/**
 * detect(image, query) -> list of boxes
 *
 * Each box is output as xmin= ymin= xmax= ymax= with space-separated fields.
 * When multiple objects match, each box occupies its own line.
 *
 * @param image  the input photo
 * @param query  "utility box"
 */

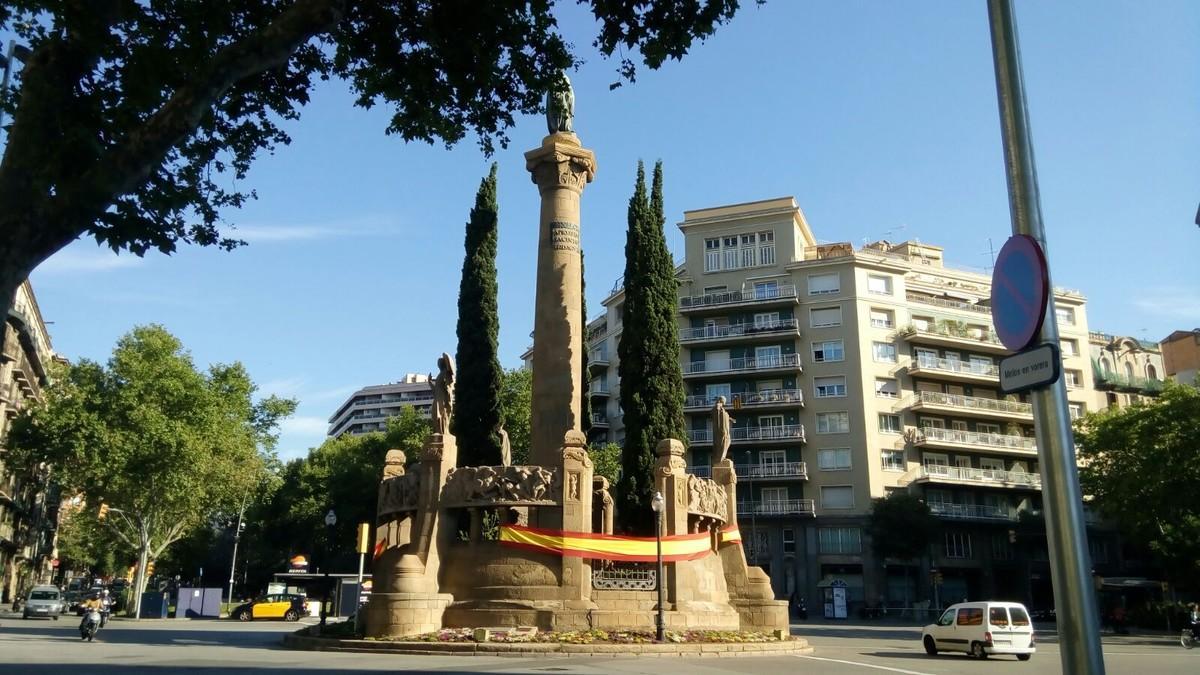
xmin=175 ymin=587 xmax=222 ymax=618
xmin=140 ymin=592 xmax=169 ymax=619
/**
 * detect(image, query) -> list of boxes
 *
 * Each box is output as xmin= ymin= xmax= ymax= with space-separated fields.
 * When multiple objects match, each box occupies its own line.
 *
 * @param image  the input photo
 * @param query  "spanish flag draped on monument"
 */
xmin=499 ymin=524 xmax=742 ymax=562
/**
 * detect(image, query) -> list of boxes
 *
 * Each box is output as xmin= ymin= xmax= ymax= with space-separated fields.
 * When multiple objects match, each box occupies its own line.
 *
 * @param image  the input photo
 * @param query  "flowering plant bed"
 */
xmin=374 ymin=628 xmax=785 ymax=644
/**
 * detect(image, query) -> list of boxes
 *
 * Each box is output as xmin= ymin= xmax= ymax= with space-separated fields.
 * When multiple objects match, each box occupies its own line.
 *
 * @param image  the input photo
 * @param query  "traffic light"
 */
xmin=1008 ymin=529 xmax=1017 ymax=544
xmin=98 ymin=503 xmax=110 ymax=521
xmin=146 ymin=560 xmax=155 ymax=576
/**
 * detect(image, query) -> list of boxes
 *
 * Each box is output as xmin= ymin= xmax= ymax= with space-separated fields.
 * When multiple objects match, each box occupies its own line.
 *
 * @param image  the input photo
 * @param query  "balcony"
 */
xmin=679 ymin=319 xmax=801 ymax=345
xmin=901 ymin=391 xmax=1033 ymax=422
xmin=588 ymin=349 xmax=610 ymax=367
xmin=737 ymin=499 xmax=816 ymax=517
xmin=906 ymin=426 xmax=1036 ymax=456
xmin=929 ymin=502 xmax=1019 ymax=522
xmin=906 ymin=293 xmax=992 ymax=316
xmin=589 ymin=384 xmax=611 ymax=397
xmin=898 ymin=323 xmax=1008 ymax=355
xmin=682 ymin=353 xmax=802 ymax=378
xmin=689 ymin=461 xmax=808 ymax=481
xmin=591 ymin=414 xmax=610 ymax=428
xmin=1092 ymin=362 xmax=1164 ymax=396
xmin=908 ymin=354 xmax=1000 ymax=384
xmin=687 ymin=424 xmax=806 ymax=446
xmin=684 ymin=388 xmax=805 ymax=411
xmin=679 ymin=284 xmax=799 ymax=313
xmin=905 ymin=465 xmax=1041 ymax=490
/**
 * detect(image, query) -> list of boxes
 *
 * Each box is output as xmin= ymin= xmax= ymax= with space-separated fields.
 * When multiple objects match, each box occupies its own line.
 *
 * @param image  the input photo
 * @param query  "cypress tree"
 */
xmin=452 ymin=164 xmax=504 ymax=466
xmin=616 ymin=161 xmax=686 ymax=533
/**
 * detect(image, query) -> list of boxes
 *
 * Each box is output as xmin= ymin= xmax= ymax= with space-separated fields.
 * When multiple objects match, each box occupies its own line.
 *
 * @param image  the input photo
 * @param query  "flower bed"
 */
xmin=378 ymin=628 xmax=783 ymax=644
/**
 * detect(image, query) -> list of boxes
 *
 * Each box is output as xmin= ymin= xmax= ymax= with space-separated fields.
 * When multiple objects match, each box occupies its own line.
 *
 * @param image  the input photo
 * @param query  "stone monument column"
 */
xmin=524 ymin=133 xmax=596 ymax=466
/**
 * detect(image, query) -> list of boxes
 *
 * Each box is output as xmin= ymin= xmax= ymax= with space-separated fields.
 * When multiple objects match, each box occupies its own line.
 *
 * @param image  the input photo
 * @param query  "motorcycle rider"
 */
xmin=1189 ymin=602 xmax=1200 ymax=640
xmin=79 ymin=593 xmax=104 ymax=633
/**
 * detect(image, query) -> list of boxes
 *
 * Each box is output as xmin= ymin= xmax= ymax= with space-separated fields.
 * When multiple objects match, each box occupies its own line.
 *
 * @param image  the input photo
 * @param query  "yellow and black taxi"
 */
xmin=229 ymin=594 xmax=306 ymax=622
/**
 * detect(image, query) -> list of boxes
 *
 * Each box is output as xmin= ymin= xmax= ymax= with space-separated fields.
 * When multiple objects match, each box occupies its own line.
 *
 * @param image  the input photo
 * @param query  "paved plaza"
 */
xmin=1 ymin=612 xmax=1194 ymax=674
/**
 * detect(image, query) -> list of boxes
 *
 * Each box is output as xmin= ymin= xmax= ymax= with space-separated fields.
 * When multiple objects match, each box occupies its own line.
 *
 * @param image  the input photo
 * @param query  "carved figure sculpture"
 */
xmin=545 ymin=71 xmax=574 ymax=134
xmin=382 ymin=449 xmax=407 ymax=478
xmin=431 ymin=352 xmax=456 ymax=436
xmin=499 ymin=428 xmax=512 ymax=467
xmin=712 ymin=396 xmax=732 ymax=464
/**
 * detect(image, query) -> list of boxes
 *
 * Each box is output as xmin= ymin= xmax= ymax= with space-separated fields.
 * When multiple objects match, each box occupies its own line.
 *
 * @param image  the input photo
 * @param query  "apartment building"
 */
xmin=1088 ymin=332 xmax=1166 ymax=409
xmin=327 ymin=374 xmax=434 ymax=438
xmin=1160 ymin=329 xmax=1200 ymax=386
xmin=0 ymin=281 xmax=60 ymax=602
xmin=586 ymin=196 xmax=1143 ymax=616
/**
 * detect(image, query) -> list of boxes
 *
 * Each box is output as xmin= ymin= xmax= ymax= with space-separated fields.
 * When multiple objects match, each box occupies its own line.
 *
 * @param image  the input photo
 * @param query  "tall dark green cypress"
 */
xmin=616 ymin=161 xmax=686 ymax=533
xmin=452 ymin=164 xmax=503 ymax=466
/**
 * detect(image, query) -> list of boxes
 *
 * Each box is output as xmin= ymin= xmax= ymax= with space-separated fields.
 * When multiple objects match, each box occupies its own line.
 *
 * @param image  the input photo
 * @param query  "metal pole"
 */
xmin=353 ymin=549 xmax=365 ymax=635
xmin=746 ymin=450 xmax=758 ymax=562
xmin=319 ymin=533 xmax=330 ymax=631
xmin=655 ymin=508 xmax=665 ymax=642
xmin=227 ymin=499 xmax=246 ymax=607
xmin=0 ymin=40 xmax=16 ymax=133
xmin=986 ymin=2 xmax=1105 ymax=672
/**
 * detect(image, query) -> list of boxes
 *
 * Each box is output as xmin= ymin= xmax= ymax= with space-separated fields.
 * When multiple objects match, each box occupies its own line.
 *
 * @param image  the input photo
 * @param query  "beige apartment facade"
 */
xmin=586 ymin=196 xmax=1146 ymax=616
xmin=1159 ymin=329 xmax=1200 ymax=386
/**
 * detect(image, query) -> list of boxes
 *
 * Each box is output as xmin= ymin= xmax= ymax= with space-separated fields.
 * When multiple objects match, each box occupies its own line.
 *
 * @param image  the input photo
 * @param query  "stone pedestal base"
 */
xmin=730 ymin=598 xmax=790 ymax=632
xmin=365 ymin=592 xmax=454 ymax=638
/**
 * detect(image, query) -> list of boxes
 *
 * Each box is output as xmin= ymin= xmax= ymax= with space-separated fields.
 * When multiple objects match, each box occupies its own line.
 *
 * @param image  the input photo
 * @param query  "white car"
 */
xmin=922 ymin=601 xmax=1035 ymax=660
xmin=22 ymin=586 xmax=63 ymax=620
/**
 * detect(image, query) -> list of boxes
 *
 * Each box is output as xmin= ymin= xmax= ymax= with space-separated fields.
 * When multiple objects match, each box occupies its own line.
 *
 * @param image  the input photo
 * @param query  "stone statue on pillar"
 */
xmin=712 ymin=396 xmax=732 ymax=464
xmin=499 ymin=428 xmax=512 ymax=467
xmin=430 ymin=352 xmax=455 ymax=436
xmin=545 ymin=71 xmax=574 ymax=134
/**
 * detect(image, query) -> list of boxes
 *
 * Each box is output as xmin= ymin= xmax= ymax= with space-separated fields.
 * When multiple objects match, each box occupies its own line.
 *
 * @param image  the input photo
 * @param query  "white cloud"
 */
xmin=258 ymin=376 xmax=308 ymax=398
xmin=231 ymin=216 xmax=399 ymax=244
xmin=37 ymin=249 xmax=143 ymax=275
xmin=1134 ymin=287 xmax=1200 ymax=321
xmin=280 ymin=415 xmax=330 ymax=436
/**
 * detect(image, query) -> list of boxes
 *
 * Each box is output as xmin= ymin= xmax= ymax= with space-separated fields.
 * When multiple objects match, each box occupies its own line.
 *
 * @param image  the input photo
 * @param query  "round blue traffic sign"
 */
xmin=990 ymin=234 xmax=1049 ymax=351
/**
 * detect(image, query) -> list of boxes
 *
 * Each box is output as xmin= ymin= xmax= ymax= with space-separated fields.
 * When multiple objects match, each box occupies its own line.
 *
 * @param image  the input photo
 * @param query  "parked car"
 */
xmin=22 ymin=586 xmax=63 ymax=620
xmin=229 ymin=594 xmax=306 ymax=622
xmin=922 ymin=601 xmax=1035 ymax=660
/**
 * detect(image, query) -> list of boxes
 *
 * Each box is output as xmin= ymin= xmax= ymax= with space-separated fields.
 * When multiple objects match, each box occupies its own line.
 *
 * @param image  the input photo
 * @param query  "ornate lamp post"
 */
xmin=319 ymin=509 xmax=337 ymax=631
xmin=651 ymin=491 xmax=665 ymax=642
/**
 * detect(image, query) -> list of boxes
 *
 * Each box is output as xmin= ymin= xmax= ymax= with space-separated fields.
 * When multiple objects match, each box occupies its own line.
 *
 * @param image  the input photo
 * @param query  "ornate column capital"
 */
xmin=525 ymin=133 xmax=597 ymax=195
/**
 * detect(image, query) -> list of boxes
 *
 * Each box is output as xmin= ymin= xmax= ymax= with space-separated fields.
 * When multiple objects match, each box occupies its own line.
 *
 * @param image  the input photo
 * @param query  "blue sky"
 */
xmin=24 ymin=1 xmax=1199 ymax=460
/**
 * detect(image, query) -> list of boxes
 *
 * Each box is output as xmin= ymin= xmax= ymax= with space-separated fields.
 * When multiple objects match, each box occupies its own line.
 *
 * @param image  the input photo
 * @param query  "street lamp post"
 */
xmin=745 ymin=450 xmax=758 ymax=563
xmin=651 ymin=491 xmax=666 ymax=642
xmin=226 ymin=498 xmax=247 ymax=607
xmin=319 ymin=509 xmax=337 ymax=632
xmin=0 ymin=40 xmax=32 ymax=132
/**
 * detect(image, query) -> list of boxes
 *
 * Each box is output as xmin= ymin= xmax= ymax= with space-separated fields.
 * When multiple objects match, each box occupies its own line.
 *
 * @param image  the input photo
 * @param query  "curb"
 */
xmin=282 ymin=632 xmax=814 ymax=657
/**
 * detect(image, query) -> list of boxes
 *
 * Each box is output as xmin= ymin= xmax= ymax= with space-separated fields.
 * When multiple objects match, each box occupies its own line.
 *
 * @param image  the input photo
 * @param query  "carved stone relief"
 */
xmin=441 ymin=465 xmax=560 ymax=507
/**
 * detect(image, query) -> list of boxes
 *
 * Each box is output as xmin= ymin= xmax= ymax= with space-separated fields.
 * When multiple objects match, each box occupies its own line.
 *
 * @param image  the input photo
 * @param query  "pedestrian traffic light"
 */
xmin=98 ymin=503 xmax=110 ymax=521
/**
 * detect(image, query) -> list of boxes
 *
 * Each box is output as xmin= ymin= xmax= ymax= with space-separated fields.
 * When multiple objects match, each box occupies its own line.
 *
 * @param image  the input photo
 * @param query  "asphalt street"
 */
xmin=1 ymin=611 xmax=1194 ymax=674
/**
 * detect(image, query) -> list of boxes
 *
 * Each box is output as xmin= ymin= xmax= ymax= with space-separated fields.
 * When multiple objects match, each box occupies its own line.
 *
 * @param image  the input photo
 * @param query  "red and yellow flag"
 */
xmin=499 ymin=524 xmax=714 ymax=562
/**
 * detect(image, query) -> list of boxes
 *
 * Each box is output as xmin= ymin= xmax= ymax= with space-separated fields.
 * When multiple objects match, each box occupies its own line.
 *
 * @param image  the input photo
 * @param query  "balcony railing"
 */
xmin=689 ymin=461 xmax=808 ymax=480
xmin=679 ymin=284 xmax=798 ymax=310
xmin=910 ymin=465 xmax=1041 ymax=488
xmin=902 ymin=391 xmax=1032 ymax=417
xmin=679 ymin=319 xmax=800 ymax=342
xmin=1091 ymin=361 xmax=1164 ymax=395
xmin=590 ymin=385 xmax=611 ymax=396
xmin=737 ymin=499 xmax=816 ymax=517
xmin=906 ymin=293 xmax=992 ymax=315
xmin=909 ymin=426 xmax=1036 ymax=452
xmin=898 ymin=323 xmax=1005 ymax=349
xmin=682 ymin=353 xmax=802 ymax=376
xmin=591 ymin=414 xmax=610 ymax=427
xmin=588 ymin=348 xmax=610 ymax=364
xmin=687 ymin=424 xmax=806 ymax=445
xmin=911 ymin=354 xmax=999 ymax=378
xmin=684 ymin=388 xmax=805 ymax=410
xmin=929 ymin=502 xmax=1018 ymax=521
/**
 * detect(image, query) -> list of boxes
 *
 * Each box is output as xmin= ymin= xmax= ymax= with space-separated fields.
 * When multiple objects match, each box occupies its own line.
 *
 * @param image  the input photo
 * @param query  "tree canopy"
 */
xmin=1076 ymin=382 xmax=1200 ymax=579
xmin=499 ymin=366 xmax=533 ymax=465
xmin=7 ymin=324 xmax=295 ymax=604
xmin=0 ymin=0 xmax=750 ymax=317
xmin=866 ymin=492 xmax=938 ymax=563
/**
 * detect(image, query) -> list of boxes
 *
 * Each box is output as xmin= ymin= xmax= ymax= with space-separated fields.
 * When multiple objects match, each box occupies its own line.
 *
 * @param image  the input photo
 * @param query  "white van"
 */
xmin=921 ymin=601 xmax=1035 ymax=660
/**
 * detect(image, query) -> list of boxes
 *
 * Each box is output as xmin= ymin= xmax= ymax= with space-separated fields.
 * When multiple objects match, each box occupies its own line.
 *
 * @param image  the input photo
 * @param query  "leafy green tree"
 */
xmin=866 ymin=492 xmax=938 ymax=608
xmin=452 ymin=164 xmax=504 ymax=466
xmin=590 ymin=442 xmax=622 ymax=486
xmin=1076 ymin=382 xmax=1200 ymax=580
xmin=616 ymin=161 xmax=685 ymax=533
xmin=0 ymin=1 xmax=748 ymax=320
xmin=7 ymin=325 xmax=295 ymax=614
xmin=55 ymin=505 xmax=132 ymax=578
xmin=499 ymin=367 xmax=533 ymax=466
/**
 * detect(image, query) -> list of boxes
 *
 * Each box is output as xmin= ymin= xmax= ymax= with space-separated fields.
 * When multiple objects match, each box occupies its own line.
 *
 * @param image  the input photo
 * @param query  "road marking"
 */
xmin=793 ymin=654 xmax=935 ymax=674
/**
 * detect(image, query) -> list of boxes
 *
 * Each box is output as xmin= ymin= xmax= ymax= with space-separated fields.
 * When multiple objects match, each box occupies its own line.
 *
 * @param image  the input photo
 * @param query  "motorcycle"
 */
xmin=80 ymin=607 xmax=101 ymax=642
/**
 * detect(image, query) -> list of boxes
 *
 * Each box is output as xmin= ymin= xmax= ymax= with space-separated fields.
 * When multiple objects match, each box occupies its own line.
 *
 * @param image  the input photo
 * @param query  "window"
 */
xmin=875 ymin=378 xmax=898 ymax=398
xmin=872 ymin=342 xmax=897 ymax=363
xmin=1089 ymin=538 xmax=1108 ymax=564
xmin=869 ymin=308 xmax=894 ymax=329
xmin=956 ymin=606 xmax=983 ymax=625
xmin=741 ymin=233 xmax=756 ymax=268
xmin=753 ymin=280 xmax=779 ymax=299
xmin=992 ymin=535 xmax=1014 ymax=561
xmin=704 ymin=238 xmax=721 ymax=272
xmin=815 ymin=376 xmax=847 ymax=398
xmin=753 ymin=311 xmax=781 ymax=328
xmin=881 ymin=449 xmax=905 ymax=472
xmin=878 ymin=413 xmax=901 ymax=434
xmin=818 ymin=527 xmax=862 ymax=554
xmin=1060 ymin=339 xmax=1078 ymax=356
xmin=977 ymin=422 xmax=1001 ymax=435
xmin=990 ymin=606 xmax=1011 ymax=626
xmin=821 ymin=485 xmax=855 ymax=509
xmin=945 ymin=532 xmax=973 ymax=559
xmin=1065 ymin=369 xmax=1082 ymax=389
xmin=761 ymin=486 xmax=788 ymax=505
xmin=867 ymin=274 xmax=893 ymax=295
xmin=722 ymin=236 xmax=739 ymax=270
xmin=755 ymin=345 xmax=782 ymax=366
xmin=782 ymin=529 xmax=796 ymax=554
xmin=1055 ymin=307 xmax=1075 ymax=325
xmin=1068 ymin=403 xmax=1084 ymax=420
xmin=812 ymin=340 xmax=844 ymax=363
xmin=1147 ymin=364 xmax=1158 ymax=380
xmin=808 ymin=273 xmax=840 ymax=295
xmin=817 ymin=412 xmax=850 ymax=434
xmin=1124 ymin=362 xmax=1134 ymax=379
xmin=758 ymin=230 xmax=776 ymax=265
xmin=818 ymin=448 xmax=852 ymax=471
xmin=811 ymin=306 xmax=842 ymax=328
xmin=979 ymin=457 xmax=1004 ymax=471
